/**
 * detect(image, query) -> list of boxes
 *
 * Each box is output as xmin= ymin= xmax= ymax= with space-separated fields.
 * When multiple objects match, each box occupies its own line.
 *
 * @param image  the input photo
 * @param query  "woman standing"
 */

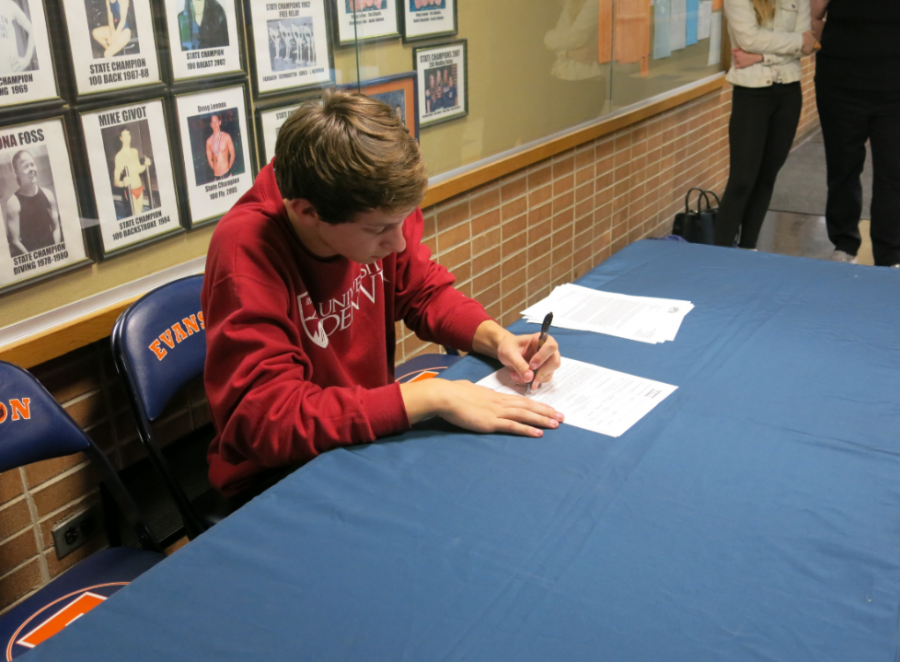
xmin=714 ymin=0 xmax=818 ymax=249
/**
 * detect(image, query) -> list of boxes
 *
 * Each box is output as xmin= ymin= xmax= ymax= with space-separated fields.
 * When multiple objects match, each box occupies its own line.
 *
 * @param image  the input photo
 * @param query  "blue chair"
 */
xmin=111 ymin=274 xmax=228 ymax=542
xmin=0 ymin=361 xmax=164 ymax=660
xmin=395 ymin=348 xmax=462 ymax=384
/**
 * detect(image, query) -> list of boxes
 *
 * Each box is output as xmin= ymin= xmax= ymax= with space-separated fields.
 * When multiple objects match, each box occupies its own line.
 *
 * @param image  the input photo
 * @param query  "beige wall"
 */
xmin=0 ymin=57 xmax=821 ymax=614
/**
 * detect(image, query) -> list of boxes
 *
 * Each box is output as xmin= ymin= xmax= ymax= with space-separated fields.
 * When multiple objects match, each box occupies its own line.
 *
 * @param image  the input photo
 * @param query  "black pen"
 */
xmin=527 ymin=312 xmax=553 ymax=394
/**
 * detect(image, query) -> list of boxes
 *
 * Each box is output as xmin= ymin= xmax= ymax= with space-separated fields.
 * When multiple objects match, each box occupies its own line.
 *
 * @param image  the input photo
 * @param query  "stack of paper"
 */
xmin=522 ymin=283 xmax=693 ymax=344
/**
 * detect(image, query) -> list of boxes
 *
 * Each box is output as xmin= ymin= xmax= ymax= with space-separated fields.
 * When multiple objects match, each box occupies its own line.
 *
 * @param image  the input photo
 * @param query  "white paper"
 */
xmin=175 ymin=85 xmax=254 ymax=225
xmin=669 ymin=0 xmax=687 ymax=51
xmin=698 ymin=0 xmax=712 ymax=39
xmin=522 ymin=284 xmax=693 ymax=344
xmin=82 ymin=100 xmax=181 ymax=253
xmin=707 ymin=11 xmax=722 ymax=66
xmin=477 ymin=357 xmax=677 ymax=438
xmin=164 ymin=0 xmax=243 ymax=81
xmin=249 ymin=0 xmax=332 ymax=95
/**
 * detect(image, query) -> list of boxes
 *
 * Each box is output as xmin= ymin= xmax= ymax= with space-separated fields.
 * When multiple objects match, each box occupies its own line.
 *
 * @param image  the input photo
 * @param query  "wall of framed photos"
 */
xmin=0 ymin=0 xmax=724 ymax=336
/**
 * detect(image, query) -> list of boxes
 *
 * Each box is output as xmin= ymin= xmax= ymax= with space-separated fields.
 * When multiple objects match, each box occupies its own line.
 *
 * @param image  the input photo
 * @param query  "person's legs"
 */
xmin=866 ymin=90 xmax=900 ymax=267
xmin=816 ymin=80 xmax=870 ymax=257
xmin=715 ymin=87 xmax=774 ymax=247
xmin=738 ymin=84 xmax=802 ymax=248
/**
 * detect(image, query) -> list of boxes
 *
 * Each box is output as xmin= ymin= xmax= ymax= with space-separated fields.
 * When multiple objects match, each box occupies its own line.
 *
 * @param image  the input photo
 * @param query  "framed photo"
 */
xmin=333 ymin=0 xmax=399 ymax=46
xmin=256 ymin=92 xmax=323 ymax=165
xmin=162 ymin=0 xmax=244 ymax=82
xmin=355 ymin=72 xmax=417 ymax=139
xmin=0 ymin=0 xmax=61 ymax=109
xmin=414 ymin=40 xmax=466 ymax=128
xmin=174 ymin=84 xmax=254 ymax=226
xmin=247 ymin=0 xmax=332 ymax=97
xmin=60 ymin=0 xmax=162 ymax=96
xmin=401 ymin=0 xmax=456 ymax=42
xmin=0 ymin=117 xmax=90 ymax=291
xmin=80 ymin=99 xmax=182 ymax=256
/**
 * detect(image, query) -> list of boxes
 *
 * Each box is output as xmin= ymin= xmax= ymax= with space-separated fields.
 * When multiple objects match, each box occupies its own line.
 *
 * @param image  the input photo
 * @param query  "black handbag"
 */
xmin=672 ymin=188 xmax=720 ymax=244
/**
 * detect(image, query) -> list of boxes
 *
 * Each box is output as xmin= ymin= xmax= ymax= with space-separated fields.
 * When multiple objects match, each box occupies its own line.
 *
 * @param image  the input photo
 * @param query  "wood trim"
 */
xmin=2 ymin=74 xmax=726 ymax=370
xmin=421 ymin=74 xmax=726 ymax=209
xmin=0 ymin=297 xmax=140 ymax=369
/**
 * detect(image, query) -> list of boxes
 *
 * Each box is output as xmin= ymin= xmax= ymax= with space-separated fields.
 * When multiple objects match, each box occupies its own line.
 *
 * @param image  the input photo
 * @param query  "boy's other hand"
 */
xmin=400 ymin=379 xmax=564 ymax=438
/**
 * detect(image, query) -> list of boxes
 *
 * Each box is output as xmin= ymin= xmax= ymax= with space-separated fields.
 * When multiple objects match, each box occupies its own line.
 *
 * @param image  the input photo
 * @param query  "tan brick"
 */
xmin=472 ymin=227 xmax=501 ymax=258
xmin=528 ymin=164 xmax=552 ymax=189
xmin=528 ymin=253 xmax=552 ymax=280
xmin=529 ymin=219 xmax=552 ymax=244
xmin=503 ymin=267 xmax=528 ymax=296
xmin=501 ymin=197 xmax=527 ymax=222
xmin=552 ymin=155 xmax=575 ymax=179
xmin=473 ymin=265 xmax=501 ymax=297
xmin=0 ymin=470 xmax=23 ymax=506
xmin=503 ymin=249 xmax=528 ymax=277
xmin=527 ymin=237 xmax=552 ymax=264
xmin=24 ymin=454 xmax=88 ymax=490
xmin=451 ymin=261 xmax=471 ymax=285
xmin=0 ymin=529 xmax=37 ymax=570
xmin=476 ymin=282 xmax=501 ymax=307
xmin=0 ymin=557 xmax=42 ymax=611
xmin=31 ymin=465 xmax=100 ymax=518
xmin=437 ymin=199 xmax=470 ymax=231
xmin=553 ymin=192 xmax=574 ymax=215
xmin=500 ymin=175 xmax=527 ymax=202
xmin=528 ymin=184 xmax=552 ymax=209
xmin=552 ymin=224 xmax=574 ymax=247
xmin=0 ymin=499 xmax=32 ymax=539
xmin=528 ymin=202 xmax=552 ymax=227
xmin=470 ymin=185 xmax=500 ymax=217
xmin=471 ymin=208 xmax=500 ymax=236
xmin=472 ymin=246 xmax=500 ymax=275
xmin=64 ymin=391 xmax=107 ymax=431
xmin=32 ymin=355 xmax=103 ymax=406
xmin=440 ymin=243 xmax=471 ymax=271
xmin=552 ymin=174 xmax=574 ymax=197
xmin=502 ymin=231 xmax=528 ymax=259
xmin=437 ymin=221 xmax=471 ymax=252
xmin=502 ymin=214 xmax=528 ymax=241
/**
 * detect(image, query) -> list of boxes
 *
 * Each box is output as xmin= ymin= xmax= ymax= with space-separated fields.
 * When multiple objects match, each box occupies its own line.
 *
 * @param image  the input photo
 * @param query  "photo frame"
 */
xmin=80 ymin=98 xmax=183 ymax=257
xmin=401 ymin=0 xmax=456 ymax=43
xmin=0 ymin=0 xmax=62 ymax=110
xmin=162 ymin=0 xmax=245 ymax=83
xmin=333 ymin=0 xmax=400 ymax=46
xmin=414 ymin=40 xmax=466 ymax=128
xmin=353 ymin=72 xmax=417 ymax=139
xmin=247 ymin=0 xmax=333 ymax=97
xmin=255 ymin=91 xmax=322 ymax=165
xmin=60 ymin=0 xmax=162 ymax=96
xmin=173 ymin=83 xmax=255 ymax=226
xmin=0 ymin=116 xmax=90 ymax=291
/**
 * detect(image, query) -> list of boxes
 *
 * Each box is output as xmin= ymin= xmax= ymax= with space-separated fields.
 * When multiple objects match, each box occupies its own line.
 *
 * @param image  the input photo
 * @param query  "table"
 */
xmin=20 ymin=241 xmax=900 ymax=661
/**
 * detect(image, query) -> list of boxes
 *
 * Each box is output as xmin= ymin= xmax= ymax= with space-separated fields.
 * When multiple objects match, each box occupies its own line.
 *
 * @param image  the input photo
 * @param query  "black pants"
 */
xmin=715 ymin=83 xmax=802 ymax=248
xmin=816 ymin=81 xmax=900 ymax=266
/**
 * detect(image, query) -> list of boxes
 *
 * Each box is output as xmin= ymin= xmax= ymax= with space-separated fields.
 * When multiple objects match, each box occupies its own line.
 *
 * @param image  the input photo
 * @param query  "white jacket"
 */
xmin=724 ymin=0 xmax=811 ymax=88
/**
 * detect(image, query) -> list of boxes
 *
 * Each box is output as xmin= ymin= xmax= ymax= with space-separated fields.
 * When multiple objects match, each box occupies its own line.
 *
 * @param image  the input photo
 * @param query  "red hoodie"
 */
xmin=201 ymin=164 xmax=492 ymax=496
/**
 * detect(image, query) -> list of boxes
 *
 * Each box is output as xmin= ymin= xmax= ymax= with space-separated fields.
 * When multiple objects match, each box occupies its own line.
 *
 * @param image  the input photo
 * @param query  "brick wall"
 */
xmin=0 ymin=60 xmax=820 ymax=615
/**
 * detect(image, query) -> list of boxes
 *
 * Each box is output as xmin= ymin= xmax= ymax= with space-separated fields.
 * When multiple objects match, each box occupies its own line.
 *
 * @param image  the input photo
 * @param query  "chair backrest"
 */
xmin=111 ymin=274 xmax=206 ymax=422
xmin=110 ymin=274 xmax=208 ymax=539
xmin=0 ymin=361 xmax=161 ymax=552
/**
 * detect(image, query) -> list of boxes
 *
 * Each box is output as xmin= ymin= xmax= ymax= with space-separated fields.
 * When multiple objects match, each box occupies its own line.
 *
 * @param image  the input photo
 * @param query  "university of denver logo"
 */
xmin=0 ymin=398 xmax=30 ymax=423
xmin=297 ymin=264 xmax=384 ymax=349
xmin=148 ymin=311 xmax=205 ymax=360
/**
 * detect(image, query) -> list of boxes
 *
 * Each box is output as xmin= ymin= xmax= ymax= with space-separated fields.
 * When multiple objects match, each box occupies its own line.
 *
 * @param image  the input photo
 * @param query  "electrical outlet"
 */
xmin=51 ymin=505 xmax=101 ymax=560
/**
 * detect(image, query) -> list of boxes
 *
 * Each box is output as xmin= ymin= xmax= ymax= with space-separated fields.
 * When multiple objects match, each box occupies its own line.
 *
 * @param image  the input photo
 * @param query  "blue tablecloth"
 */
xmin=21 ymin=241 xmax=900 ymax=661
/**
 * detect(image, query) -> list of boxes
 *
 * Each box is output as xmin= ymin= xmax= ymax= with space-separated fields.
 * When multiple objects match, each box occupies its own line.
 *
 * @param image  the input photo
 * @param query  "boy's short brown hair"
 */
xmin=274 ymin=89 xmax=427 ymax=224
